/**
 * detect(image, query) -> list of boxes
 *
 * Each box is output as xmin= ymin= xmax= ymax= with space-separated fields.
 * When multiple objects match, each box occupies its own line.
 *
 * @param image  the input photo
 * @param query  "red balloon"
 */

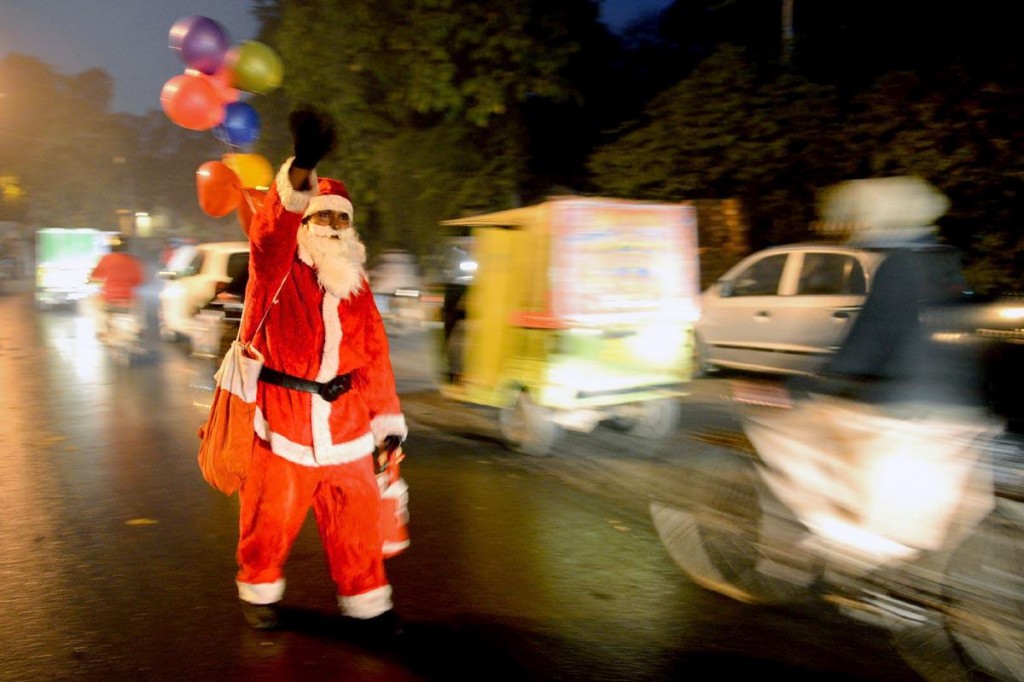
xmin=186 ymin=67 xmax=240 ymax=104
xmin=196 ymin=161 xmax=242 ymax=217
xmin=210 ymin=68 xmax=241 ymax=104
xmin=161 ymin=74 xmax=224 ymax=130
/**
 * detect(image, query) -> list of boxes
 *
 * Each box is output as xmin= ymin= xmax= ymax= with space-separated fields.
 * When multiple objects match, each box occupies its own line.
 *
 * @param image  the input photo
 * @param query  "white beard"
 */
xmin=296 ymin=223 xmax=367 ymax=299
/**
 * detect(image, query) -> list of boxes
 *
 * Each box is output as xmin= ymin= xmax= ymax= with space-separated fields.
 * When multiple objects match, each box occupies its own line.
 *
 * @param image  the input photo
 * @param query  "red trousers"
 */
xmin=235 ymin=439 xmax=391 ymax=617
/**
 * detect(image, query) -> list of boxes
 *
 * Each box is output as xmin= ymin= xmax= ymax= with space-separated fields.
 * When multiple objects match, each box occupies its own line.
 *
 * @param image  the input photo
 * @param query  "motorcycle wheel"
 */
xmin=650 ymin=462 xmax=814 ymax=605
xmin=878 ymin=559 xmax=974 ymax=682
xmin=943 ymin=510 xmax=1024 ymax=682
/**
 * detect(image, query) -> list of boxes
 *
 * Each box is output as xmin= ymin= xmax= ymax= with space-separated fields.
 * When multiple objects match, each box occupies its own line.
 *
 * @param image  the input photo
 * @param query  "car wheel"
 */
xmin=693 ymin=332 xmax=715 ymax=378
xmin=498 ymin=389 xmax=560 ymax=456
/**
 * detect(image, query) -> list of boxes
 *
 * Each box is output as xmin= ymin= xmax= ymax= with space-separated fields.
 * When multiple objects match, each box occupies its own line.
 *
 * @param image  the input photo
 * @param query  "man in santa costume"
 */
xmin=235 ymin=108 xmax=407 ymax=632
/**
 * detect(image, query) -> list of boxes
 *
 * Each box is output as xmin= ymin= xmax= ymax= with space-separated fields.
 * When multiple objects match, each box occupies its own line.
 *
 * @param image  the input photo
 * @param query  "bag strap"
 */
xmin=238 ymin=272 xmax=289 ymax=346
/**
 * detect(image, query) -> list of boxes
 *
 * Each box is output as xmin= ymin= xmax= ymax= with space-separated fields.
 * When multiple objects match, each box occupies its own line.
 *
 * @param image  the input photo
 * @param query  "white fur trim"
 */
xmin=276 ymin=158 xmax=319 ymax=214
xmin=302 ymin=194 xmax=354 ymax=223
xmin=237 ymin=578 xmax=286 ymax=604
xmin=309 ymin=293 xmax=343 ymax=457
xmin=254 ymin=408 xmax=375 ymax=466
xmin=317 ymin=294 xmax=343 ymax=382
xmin=338 ymin=585 xmax=392 ymax=619
xmin=371 ymin=414 xmax=408 ymax=443
xmin=383 ymin=539 xmax=410 ymax=555
xmin=310 ymin=392 xmax=334 ymax=457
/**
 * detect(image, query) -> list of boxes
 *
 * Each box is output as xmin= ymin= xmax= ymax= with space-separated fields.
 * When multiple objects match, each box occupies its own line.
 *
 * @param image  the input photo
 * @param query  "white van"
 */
xmin=368 ymin=249 xmax=423 ymax=332
xmin=158 ymin=241 xmax=249 ymax=341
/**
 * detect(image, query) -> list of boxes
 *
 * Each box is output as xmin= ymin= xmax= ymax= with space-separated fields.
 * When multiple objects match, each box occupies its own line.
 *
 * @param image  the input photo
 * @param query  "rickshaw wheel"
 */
xmin=632 ymin=398 xmax=681 ymax=440
xmin=499 ymin=389 xmax=560 ymax=456
xmin=608 ymin=399 xmax=681 ymax=440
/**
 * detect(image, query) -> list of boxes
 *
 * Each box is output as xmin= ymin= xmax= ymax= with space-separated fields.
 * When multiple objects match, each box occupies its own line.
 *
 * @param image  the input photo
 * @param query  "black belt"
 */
xmin=259 ymin=366 xmax=353 ymax=402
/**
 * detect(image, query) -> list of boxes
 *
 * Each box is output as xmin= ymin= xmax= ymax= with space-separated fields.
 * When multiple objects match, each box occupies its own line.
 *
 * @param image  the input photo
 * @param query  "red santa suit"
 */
xmin=235 ymin=159 xmax=407 ymax=619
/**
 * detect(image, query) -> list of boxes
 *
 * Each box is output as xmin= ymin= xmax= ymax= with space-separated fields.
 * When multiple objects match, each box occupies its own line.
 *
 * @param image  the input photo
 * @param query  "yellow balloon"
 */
xmin=222 ymin=153 xmax=273 ymax=189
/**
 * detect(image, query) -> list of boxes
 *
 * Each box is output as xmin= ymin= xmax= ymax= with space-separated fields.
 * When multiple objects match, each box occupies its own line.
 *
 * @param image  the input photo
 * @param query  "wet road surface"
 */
xmin=0 ymin=291 xmax=925 ymax=681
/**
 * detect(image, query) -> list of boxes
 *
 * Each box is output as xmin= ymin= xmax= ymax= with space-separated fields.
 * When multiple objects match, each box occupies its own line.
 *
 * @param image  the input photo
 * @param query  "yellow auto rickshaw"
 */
xmin=433 ymin=196 xmax=701 ymax=455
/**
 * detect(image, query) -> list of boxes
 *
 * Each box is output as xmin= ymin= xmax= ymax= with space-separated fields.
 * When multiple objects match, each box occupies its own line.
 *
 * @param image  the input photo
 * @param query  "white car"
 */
xmin=368 ymin=249 xmax=423 ymax=332
xmin=158 ymin=241 xmax=249 ymax=341
xmin=694 ymin=242 xmax=971 ymax=375
xmin=695 ymin=244 xmax=885 ymax=375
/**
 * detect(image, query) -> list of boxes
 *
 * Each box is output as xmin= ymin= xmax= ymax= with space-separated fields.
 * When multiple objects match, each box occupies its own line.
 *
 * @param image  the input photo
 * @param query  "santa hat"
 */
xmin=302 ymin=177 xmax=354 ymax=224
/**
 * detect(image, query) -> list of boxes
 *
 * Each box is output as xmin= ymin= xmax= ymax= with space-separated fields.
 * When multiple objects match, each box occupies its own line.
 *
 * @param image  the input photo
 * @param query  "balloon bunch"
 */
xmin=161 ymin=16 xmax=280 ymax=223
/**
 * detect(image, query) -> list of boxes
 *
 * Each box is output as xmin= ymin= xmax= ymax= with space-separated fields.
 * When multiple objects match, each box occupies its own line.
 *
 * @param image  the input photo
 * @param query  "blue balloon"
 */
xmin=218 ymin=101 xmax=261 ymax=146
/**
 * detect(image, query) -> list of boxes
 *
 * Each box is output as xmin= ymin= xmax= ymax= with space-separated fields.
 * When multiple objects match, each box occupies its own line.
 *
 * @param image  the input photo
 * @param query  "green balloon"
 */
xmin=227 ymin=41 xmax=283 ymax=95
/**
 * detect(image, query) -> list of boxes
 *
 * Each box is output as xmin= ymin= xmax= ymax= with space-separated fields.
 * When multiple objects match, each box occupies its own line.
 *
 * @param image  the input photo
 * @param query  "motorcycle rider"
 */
xmin=89 ymin=236 xmax=147 ymax=341
xmin=744 ymin=178 xmax=999 ymax=582
xmin=652 ymin=178 xmax=1020 ymax=681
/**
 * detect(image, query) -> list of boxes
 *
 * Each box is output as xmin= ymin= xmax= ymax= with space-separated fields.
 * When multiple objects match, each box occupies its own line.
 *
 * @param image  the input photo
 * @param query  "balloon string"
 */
xmin=242 ymin=188 xmax=258 ymax=213
xmin=216 ymin=138 xmax=260 ymax=214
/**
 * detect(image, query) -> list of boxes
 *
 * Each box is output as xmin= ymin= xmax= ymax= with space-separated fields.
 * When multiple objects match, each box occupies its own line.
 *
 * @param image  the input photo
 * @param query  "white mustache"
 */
xmin=305 ymin=222 xmax=349 ymax=240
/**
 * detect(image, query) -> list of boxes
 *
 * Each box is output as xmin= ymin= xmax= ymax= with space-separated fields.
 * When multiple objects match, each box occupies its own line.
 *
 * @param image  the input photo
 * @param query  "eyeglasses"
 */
xmin=308 ymin=210 xmax=351 ymax=227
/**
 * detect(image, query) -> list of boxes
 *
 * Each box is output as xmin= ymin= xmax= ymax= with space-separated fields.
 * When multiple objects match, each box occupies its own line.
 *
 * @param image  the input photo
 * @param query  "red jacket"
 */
xmin=91 ymin=252 xmax=145 ymax=304
xmin=241 ymin=161 xmax=406 ymax=467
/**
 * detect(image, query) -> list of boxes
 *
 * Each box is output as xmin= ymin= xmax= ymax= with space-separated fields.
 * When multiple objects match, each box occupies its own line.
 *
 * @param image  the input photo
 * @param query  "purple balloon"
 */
xmin=169 ymin=16 xmax=231 ymax=75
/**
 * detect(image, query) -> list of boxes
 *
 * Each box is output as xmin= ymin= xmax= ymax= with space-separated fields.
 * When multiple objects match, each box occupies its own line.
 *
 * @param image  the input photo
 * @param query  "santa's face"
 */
xmin=296 ymin=216 xmax=367 ymax=299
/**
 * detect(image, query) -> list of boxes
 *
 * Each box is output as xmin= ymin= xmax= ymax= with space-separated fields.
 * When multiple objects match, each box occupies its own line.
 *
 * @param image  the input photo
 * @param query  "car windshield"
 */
xmin=226 ymin=252 xmax=249 ymax=280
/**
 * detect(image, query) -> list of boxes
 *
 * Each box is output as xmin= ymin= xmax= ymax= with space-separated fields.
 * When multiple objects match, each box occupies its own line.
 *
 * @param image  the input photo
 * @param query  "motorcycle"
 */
xmin=650 ymin=379 xmax=1023 ymax=682
xmin=99 ymin=303 xmax=146 ymax=366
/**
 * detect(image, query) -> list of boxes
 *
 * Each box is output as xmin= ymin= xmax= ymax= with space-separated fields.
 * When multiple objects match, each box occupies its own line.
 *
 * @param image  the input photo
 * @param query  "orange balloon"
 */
xmin=236 ymin=188 xmax=268 ymax=237
xmin=161 ymin=73 xmax=224 ymax=130
xmin=196 ymin=161 xmax=242 ymax=217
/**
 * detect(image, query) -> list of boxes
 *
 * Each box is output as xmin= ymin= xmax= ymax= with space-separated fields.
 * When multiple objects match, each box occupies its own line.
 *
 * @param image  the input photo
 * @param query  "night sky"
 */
xmin=0 ymin=0 xmax=673 ymax=115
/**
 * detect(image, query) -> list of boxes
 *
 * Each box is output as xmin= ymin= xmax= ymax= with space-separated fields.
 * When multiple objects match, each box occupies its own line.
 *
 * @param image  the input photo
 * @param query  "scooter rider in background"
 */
xmin=656 ymin=178 xmax=1021 ymax=682
xmin=744 ymin=177 xmax=1001 ymax=581
xmin=89 ymin=236 xmax=147 ymax=341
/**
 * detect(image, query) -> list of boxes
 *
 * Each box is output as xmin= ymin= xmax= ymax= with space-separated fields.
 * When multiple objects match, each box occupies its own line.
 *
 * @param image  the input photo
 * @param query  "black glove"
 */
xmin=382 ymin=435 xmax=403 ymax=453
xmin=288 ymin=106 xmax=337 ymax=170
